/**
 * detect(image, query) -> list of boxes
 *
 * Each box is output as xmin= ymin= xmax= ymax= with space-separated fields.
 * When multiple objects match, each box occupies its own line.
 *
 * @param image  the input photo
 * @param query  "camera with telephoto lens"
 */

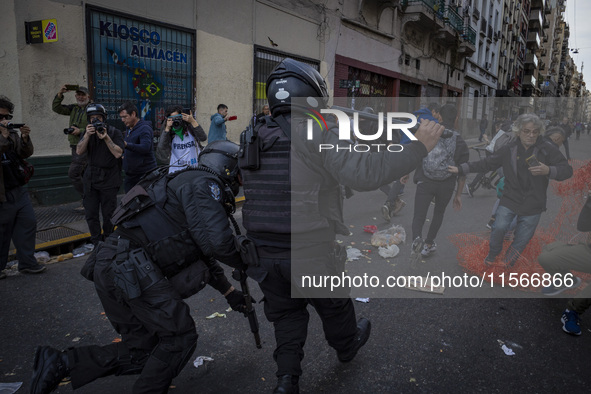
xmin=63 ymin=124 xmax=78 ymax=135
xmin=92 ymin=121 xmax=107 ymax=134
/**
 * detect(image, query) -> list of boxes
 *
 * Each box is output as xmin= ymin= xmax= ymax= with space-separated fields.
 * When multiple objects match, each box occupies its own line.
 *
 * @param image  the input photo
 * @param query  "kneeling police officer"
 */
xmin=31 ymin=140 xmax=249 ymax=394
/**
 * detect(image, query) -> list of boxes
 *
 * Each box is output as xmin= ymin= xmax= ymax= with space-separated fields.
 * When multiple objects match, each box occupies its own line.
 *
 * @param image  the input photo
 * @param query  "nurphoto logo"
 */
xmin=305 ymin=108 xmax=418 ymax=153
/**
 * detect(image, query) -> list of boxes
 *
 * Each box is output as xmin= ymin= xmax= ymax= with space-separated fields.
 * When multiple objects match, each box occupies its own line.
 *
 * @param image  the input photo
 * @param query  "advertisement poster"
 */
xmin=87 ymin=7 xmax=195 ymax=132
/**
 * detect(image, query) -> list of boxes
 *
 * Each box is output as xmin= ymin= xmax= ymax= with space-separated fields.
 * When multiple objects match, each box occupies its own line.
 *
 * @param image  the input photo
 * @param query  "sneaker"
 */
xmin=337 ymin=318 xmax=371 ymax=362
xmin=421 ymin=241 xmax=437 ymax=257
xmin=561 ymin=309 xmax=582 ymax=336
xmin=542 ymin=276 xmax=582 ymax=296
xmin=0 ymin=270 xmax=6 ymax=279
xmin=30 ymin=346 xmax=70 ymax=394
xmin=484 ymin=255 xmax=496 ymax=266
xmin=19 ymin=264 xmax=47 ymax=274
xmin=411 ymin=237 xmax=424 ymax=254
xmin=486 ymin=217 xmax=495 ymax=230
xmin=381 ymin=204 xmax=391 ymax=222
xmin=391 ymin=198 xmax=406 ymax=215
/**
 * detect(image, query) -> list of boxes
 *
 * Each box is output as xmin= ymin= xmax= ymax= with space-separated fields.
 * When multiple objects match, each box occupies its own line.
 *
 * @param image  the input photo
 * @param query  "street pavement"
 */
xmin=1 ymin=135 xmax=591 ymax=393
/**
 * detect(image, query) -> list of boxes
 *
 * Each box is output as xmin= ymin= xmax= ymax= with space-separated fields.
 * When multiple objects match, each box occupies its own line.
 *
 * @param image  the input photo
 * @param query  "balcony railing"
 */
xmin=402 ymin=0 xmax=439 ymax=9
xmin=443 ymin=6 xmax=463 ymax=32
xmin=463 ymin=25 xmax=477 ymax=45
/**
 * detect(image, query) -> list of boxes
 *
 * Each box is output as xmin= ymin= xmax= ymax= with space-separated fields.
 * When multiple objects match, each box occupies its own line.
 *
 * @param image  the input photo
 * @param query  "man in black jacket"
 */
xmin=450 ymin=113 xmax=573 ymax=267
xmin=76 ymin=104 xmax=125 ymax=245
xmin=240 ymin=58 xmax=443 ymax=393
xmin=30 ymin=141 xmax=249 ymax=394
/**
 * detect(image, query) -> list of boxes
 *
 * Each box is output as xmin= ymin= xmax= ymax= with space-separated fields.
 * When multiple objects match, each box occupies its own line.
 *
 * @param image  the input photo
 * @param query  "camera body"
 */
xmin=6 ymin=122 xmax=26 ymax=130
xmin=172 ymin=118 xmax=183 ymax=129
xmin=63 ymin=124 xmax=78 ymax=135
xmin=92 ymin=121 xmax=107 ymax=134
xmin=169 ymin=114 xmax=184 ymax=130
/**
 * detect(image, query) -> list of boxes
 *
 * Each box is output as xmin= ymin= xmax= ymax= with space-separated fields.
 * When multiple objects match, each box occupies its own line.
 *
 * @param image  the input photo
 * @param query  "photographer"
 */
xmin=76 ymin=104 xmax=124 ymax=245
xmin=52 ymin=85 xmax=92 ymax=199
xmin=156 ymin=105 xmax=206 ymax=173
xmin=0 ymin=96 xmax=46 ymax=278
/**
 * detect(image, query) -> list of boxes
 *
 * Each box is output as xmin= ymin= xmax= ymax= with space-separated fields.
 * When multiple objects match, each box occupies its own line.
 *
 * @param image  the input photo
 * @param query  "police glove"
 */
xmin=225 ymin=289 xmax=256 ymax=315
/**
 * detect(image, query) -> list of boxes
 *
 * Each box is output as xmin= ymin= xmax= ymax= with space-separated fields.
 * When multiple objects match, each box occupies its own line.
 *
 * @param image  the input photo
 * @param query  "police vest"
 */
xmin=111 ymin=167 xmax=209 ymax=277
xmin=239 ymin=116 xmax=348 ymax=247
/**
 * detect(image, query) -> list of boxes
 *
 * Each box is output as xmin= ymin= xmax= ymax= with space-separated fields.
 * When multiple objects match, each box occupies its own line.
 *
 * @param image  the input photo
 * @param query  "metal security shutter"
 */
xmin=253 ymin=46 xmax=319 ymax=115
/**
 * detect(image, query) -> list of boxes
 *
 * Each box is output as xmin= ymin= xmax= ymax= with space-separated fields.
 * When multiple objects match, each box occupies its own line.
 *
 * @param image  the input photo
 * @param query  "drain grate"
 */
xmin=36 ymin=226 xmax=85 ymax=242
xmin=35 ymin=206 xmax=85 ymax=231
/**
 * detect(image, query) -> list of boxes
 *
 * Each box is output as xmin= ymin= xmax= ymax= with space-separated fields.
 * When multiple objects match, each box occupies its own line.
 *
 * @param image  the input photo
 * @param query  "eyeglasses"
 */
xmin=522 ymin=129 xmax=540 ymax=136
xmin=0 ymin=114 xmax=13 ymax=120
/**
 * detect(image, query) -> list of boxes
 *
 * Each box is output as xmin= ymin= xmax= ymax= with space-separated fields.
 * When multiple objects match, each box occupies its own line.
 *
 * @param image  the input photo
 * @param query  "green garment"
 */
xmin=52 ymin=94 xmax=90 ymax=146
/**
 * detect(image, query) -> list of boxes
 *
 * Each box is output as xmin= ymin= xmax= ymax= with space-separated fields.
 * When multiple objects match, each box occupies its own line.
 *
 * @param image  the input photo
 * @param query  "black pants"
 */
xmin=83 ymin=185 xmax=119 ymax=245
xmin=249 ymin=255 xmax=358 ymax=377
xmin=68 ymin=242 xmax=198 ymax=393
xmin=411 ymin=179 xmax=456 ymax=244
xmin=0 ymin=187 xmax=37 ymax=270
xmin=379 ymin=180 xmax=405 ymax=205
xmin=69 ymin=146 xmax=86 ymax=197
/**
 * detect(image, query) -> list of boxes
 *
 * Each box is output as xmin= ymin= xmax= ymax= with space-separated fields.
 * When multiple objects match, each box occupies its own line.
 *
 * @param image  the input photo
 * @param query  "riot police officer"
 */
xmin=239 ymin=59 xmax=443 ymax=393
xmin=31 ymin=141 xmax=249 ymax=394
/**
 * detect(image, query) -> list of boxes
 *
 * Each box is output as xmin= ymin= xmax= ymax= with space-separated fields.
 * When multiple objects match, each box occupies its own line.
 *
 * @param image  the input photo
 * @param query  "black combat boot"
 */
xmin=30 ymin=346 xmax=70 ymax=394
xmin=273 ymin=374 xmax=299 ymax=394
xmin=337 ymin=317 xmax=371 ymax=362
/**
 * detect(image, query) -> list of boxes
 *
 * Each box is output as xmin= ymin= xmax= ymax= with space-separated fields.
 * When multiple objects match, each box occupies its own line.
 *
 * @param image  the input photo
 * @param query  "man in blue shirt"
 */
xmin=208 ymin=104 xmax=229 ymax=142
xmin=118 ymin=101 xmax=157 ymax=192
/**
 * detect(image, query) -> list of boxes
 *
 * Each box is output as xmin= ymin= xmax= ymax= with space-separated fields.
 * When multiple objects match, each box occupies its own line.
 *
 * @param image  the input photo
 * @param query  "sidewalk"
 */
xmin=10 ymin=194 xmax=246 ymax=257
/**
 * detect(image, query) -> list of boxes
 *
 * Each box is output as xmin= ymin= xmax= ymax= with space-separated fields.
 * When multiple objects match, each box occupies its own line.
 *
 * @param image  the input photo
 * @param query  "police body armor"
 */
xmin=239 ymin=116 xmax=349 ymax=248
xmin=111 ymin=168 xmax=206 ymax=278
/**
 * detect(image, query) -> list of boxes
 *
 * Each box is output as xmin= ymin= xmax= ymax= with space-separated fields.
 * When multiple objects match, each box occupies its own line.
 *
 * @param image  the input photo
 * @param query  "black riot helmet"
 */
xmin=198 ymin=140 xmax=241 ymax=194
xmin=266 ymin=58 xmax=329 ymax=117
xmin=86 ymin=103 xmax=107 ymax=122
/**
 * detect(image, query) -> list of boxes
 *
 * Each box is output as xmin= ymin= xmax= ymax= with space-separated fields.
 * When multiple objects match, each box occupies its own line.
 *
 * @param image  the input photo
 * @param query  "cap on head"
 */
xmin=266 ymin=58 xmax=328 ymax=117
xmin=76 ymin=86 xmax=90 ymax=95
xmin=86 ymin=103 xmax=107 ymax=122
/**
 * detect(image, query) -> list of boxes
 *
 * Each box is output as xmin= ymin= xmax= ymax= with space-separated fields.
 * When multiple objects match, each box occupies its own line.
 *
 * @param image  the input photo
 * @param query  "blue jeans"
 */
xmin=488 ymin=205 xmax=541 ymax=265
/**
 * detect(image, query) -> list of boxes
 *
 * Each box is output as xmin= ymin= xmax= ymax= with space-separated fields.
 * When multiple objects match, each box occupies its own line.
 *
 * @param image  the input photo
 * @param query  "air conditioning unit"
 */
xmin=501 ymin=49 xmax=507 ymax=57
xmin=504 ymin=16 xmax=510 ymax=24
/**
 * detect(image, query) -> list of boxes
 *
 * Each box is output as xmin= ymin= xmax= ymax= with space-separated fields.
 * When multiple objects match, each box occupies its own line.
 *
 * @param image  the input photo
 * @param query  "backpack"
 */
xmin=422 ymin=130 xmax=457 ymax=181
xmin=493 ymin=131 xmax=515 ymax=152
